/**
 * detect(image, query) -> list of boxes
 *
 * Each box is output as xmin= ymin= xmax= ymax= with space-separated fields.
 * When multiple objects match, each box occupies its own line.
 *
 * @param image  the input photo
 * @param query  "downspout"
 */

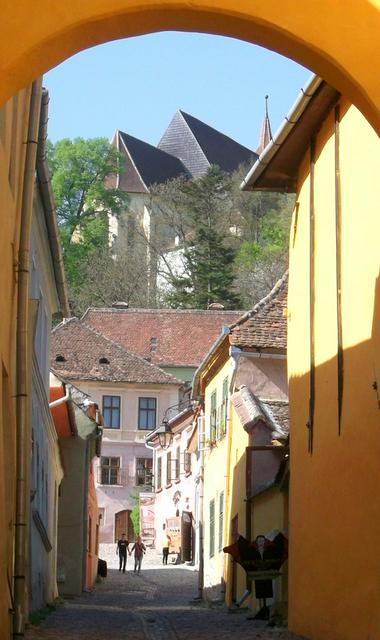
xmin=14 ymin=79 xmax=43 ymax=638
xmin=49 ymin=391 xmax=70 ymax=409
xmin=222 ymin=352 xmax=239 ymax=598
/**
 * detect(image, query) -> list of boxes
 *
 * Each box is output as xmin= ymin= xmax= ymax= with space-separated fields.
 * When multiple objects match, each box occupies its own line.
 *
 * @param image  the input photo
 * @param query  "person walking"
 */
xmin=129 ymin=535 xmax=146 ymax=574
xmin=116 ymin=533 xmax=129 ymax=573
xmin=162 ymin=532 xmax=171 ymax=565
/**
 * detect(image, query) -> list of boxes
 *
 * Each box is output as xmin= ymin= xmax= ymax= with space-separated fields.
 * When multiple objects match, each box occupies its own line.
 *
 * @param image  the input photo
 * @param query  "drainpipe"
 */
xmin=48 ymin=391 xmax=70 ymax=409
xmin=13 ymin=79 xmax=43 ymax=638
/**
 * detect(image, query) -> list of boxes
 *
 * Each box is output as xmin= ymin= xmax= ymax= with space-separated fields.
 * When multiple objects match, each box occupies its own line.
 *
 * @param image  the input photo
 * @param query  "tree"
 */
xmin=48 ymin=137 xmax=129 ymax=310
xmin=149 ymin=165 xmax=241 ymax=309
xmin=231 ymin=174 xmax=294 ymax=307
xmin=70 ymin=246 xmax=150 ymax=316
xmin=48 ymin=137 xmax=128 ymax=235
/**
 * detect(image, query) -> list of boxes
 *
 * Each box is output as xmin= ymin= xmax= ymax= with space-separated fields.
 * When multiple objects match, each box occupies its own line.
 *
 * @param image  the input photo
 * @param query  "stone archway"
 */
xmin=1 ymin=1 xmax=380 ymax=132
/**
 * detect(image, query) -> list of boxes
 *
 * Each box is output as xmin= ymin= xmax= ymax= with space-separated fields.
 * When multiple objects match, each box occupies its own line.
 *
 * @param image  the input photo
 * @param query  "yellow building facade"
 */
xmin=0 ymin=84 xmax=41 ymax=637
xmin=194 ymin=278 xmax=289 ymax=614
xmin=244 ymin=78 xmax=380 ymax=640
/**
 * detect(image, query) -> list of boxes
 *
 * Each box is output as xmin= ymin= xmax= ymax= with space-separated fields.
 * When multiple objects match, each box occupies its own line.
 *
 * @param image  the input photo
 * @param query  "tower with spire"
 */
xmin=257 ymin=95 xmax=273 ymax=155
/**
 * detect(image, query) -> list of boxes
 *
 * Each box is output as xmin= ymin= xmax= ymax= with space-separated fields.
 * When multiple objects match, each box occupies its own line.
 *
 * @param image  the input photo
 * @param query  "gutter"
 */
xmin=240 ymin=74 xmax=323 ymax=191
xmin=230 ymin=346 xmax=286 ymax=360
xmin=36 ymin=89 xmax=70 ymax=318
xmin=192 ymin=326 xmax=230 ymax=399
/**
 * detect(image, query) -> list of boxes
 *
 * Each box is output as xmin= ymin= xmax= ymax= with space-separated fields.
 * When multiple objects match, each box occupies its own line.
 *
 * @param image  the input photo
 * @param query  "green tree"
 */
xmin=150 ymin=165 xmax=241 ymax=309
xmin=48 ymin=137 xmax=129 ymax=310
xmin=48 ymin=137 xmax=128 ymax=235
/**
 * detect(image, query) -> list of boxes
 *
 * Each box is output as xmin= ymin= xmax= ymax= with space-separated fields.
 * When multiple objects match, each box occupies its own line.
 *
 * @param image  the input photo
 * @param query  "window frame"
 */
xmin=218 ymin=491 xmax=224 ymax=552
xmin=210 ymin=390 xmax=217 ymax=442
xmin=102 ymin=395 xmax=121 ymax=429
xmin=175 ymin=445 xmax=180 ymax=481
xmin=99 ymin=456 xmax=121 ymax=485
xmin=166 ymin=451 xmax=172 ymax=485
xmin=184 ymin=450 xmax=191 ymax=475
xmin=138 ymin=396 xmax=157 ymax=430
xmin=135 ymin=457 xmax=153 ymax=487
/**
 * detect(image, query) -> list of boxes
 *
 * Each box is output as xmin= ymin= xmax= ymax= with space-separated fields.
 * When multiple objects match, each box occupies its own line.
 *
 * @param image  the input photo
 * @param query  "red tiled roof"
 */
xmin=229 ymin=273 xmax=288 ymax=350
xmin=81 ymin=308 xmax=244 ymax=368
xmin=51 ymin=318 xmax=182 ymax=385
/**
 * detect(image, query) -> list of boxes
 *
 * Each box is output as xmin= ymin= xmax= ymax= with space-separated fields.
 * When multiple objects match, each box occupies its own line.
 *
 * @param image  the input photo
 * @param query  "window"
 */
xmin=184 ymin=450 xmax=191 ymax=475
xmin=209 ymin=499 xmax=215 ymax=557
xmin=175 ymin=446 xmax=180 ymax=481
xmin=166 ymin=451 xmax=172 ymax=485
xmin=136 ymin=457 xmax=153 ymax=487
xmin=218 ymin=492 xmax=224 ymax=551
xmin=220 ymin=377 xmax=229 ymax=439
xmin=99 ymin=457 xmax=120 ymax=485
xmin=102 ymin=395 xmax=121 ymax=429
xmin=156 ymin=457 xmax=162 ymax=490
xmin=210 ymin=391 xmax=217 ymax=442
xmin=138 ymin=397 xmax=156 ymax=430
xmin=99 ymin=507 xmax=105 ymax=525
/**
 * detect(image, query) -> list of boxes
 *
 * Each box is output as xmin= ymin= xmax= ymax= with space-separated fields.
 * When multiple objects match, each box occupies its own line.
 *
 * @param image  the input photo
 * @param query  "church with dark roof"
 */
xmin=108 ymin=108 xmax=268 ymax=304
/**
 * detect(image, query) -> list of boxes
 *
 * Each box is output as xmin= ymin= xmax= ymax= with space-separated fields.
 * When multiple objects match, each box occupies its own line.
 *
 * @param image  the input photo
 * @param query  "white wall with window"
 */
xmin=74 ymin=381 xmax=180 ymax=544
xmin=151 ymin=409 xmax=197 ymax=562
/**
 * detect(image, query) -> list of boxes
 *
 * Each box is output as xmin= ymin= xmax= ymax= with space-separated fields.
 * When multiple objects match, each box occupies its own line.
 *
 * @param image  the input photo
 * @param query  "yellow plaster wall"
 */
xmin=288 ymin=100 xmax=380 ymax=640
xmin=0 ymin=87 xmax=31 ymax=638
xmin=203 ymin=358 xmax=232 ymax=599
xmin=224 ymin=404 xmax=250 ymax=605
xmin=0 ymin=3 xmax=380 ymax=134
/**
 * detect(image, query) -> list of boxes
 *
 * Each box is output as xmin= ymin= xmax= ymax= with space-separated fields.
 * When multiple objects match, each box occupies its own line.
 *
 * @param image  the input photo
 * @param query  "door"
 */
xmin=114 ymin=510 xmax=133 ymax=542
xmin=181 ymin=511 xmax=192 ymax=562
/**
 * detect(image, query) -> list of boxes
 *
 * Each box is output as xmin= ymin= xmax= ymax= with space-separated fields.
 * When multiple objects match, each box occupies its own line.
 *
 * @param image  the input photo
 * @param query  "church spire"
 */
xmin=256 ymin=95 xmax=272 ymax=155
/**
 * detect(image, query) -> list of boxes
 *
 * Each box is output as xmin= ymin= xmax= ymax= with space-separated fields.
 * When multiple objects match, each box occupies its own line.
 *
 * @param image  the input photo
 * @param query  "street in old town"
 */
xmin=25 ymin=547 xmax=304 ymax=640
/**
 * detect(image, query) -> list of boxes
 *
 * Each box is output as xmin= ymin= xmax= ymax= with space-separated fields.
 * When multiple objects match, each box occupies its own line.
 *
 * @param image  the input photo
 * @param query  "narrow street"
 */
xmin=26 ymin=548 xmax=304 ymax=640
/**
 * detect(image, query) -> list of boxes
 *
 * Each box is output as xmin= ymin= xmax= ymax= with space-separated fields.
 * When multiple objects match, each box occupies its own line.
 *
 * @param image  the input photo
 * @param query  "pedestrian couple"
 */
xmin=117 ymin=533 xmax=146 ymax=574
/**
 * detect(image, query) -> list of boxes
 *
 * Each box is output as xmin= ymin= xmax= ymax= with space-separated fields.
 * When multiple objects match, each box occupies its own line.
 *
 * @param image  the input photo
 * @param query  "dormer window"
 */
xmin=99 ymin=357 xmax=109 ymax=365
xmin=55 ymin=354 xmax=66 ymax=363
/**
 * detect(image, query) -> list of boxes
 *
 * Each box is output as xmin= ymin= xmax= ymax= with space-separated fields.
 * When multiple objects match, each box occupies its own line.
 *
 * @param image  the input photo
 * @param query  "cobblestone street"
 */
xmin=25 ymin=546 xmax=306 ymax=640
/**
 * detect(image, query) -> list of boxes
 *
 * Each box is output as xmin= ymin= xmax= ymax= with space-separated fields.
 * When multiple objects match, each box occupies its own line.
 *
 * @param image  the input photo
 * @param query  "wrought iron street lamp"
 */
xmin=156 ymin=418 xmax=173 ymax=450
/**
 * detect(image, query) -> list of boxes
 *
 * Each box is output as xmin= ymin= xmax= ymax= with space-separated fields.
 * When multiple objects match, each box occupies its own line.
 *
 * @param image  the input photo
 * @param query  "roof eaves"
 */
xmin=37 ymin=89 xmax=70 ymax=318
xmin=240 ymin=74 xmax=324 ymax=192
xmin=229 ymin=271 xmax=288 ymax=332
xmin=192 ymin=326 xmax=230 ymax=399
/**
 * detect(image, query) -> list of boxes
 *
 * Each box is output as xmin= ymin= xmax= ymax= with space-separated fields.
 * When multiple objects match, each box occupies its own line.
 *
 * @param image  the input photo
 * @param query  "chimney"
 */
xmin=208 ymin=303 xmax=225 ymax=310
xmin=112 ymin=301 xmax=129 ymax=309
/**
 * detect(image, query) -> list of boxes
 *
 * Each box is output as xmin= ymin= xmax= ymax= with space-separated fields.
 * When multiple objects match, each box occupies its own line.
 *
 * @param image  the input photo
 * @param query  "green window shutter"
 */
xmin=209 ymin=499 xmax=215 ymax=557
xmin=218 ymin=491 xmax=224 ymax=551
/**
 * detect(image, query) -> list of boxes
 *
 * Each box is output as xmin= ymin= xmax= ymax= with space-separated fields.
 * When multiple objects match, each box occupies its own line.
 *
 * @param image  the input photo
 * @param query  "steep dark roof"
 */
xmin=51 ymin=318 xmax=182 ymax=385
xmin=229 ymin=273 xmax=288 ymax=350
xmin=116 ymin=130 xmax=188 ymax=193
xmin=158 ymin=110 xmax=257 ymax=179
xmin=81 ymin=308 xmax=244 ymax=368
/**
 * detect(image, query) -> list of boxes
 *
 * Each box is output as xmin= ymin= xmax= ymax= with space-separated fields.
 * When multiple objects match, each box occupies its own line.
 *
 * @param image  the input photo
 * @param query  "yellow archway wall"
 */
xmin=1 ymin=1 xmax=380 ymax=133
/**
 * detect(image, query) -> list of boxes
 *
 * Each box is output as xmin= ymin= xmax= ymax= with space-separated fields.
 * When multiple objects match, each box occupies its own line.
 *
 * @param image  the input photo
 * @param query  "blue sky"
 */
xmin=44 ymin=32 xmax=311 ymax=151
